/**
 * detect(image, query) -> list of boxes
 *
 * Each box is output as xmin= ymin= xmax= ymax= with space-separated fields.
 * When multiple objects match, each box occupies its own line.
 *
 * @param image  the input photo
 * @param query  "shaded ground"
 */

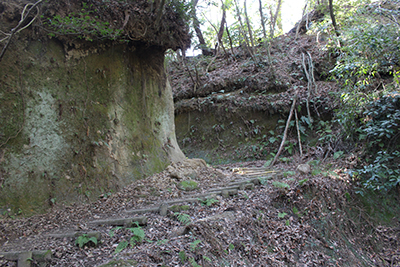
xmin=0 ymin=158 xmax=399 ymax=266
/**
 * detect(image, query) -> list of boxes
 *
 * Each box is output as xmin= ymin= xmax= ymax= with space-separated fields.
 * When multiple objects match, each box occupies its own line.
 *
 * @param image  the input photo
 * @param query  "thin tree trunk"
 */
xmin=295 ymin=0 xmax=308 ymax=39
xmin=269 ymin=0 xmax=282 ymax=38
xmin=191 ymin=0 xmax=213 ymax=56
xmin=234 ymin=0 xmax=253 ymax=57
xmin=328 ymin=0 xmax=340 ymax=36
xmin=259 ymin=0 xmax=267 ymax=40
xmin=244 ymin=0 xmax=255 ymax=50
xmin=218 ymin=2 xmax=229 ymax=63
xmin=225 ymin=21 xmax=236 ymax=59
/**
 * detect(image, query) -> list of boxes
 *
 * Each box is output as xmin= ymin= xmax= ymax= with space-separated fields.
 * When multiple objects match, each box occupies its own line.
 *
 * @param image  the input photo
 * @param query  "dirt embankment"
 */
xmin=169 ymin=34 xmax=339 ymax=164
xmin=0 ymin=0 xmax=190 ymax=214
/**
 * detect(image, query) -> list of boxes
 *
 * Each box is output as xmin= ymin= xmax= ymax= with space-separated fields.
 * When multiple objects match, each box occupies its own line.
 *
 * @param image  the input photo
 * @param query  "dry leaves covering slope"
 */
xmin=1 ymin=159 xmax=398 ymax=266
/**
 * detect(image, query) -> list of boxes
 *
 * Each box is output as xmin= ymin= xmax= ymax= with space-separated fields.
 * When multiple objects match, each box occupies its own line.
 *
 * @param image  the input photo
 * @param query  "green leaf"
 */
xmin=88 ymin=237 xmax=98 ymax=245
xmin=278 ymin=212 xmax=287 ymax=218
xmin=115 ymin=240 xmax=129 ymax=254
xmin=298 ymin=178 xmax=309 ymax=186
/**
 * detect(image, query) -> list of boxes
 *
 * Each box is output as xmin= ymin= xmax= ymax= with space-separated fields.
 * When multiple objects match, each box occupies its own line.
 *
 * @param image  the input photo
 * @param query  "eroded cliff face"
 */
xmin=0 ymin=0 xmax=188 ymax=214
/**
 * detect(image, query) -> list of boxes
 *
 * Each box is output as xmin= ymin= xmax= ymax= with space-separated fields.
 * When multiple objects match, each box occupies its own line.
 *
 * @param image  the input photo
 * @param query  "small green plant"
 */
xmin=175 ymin=212 xmax=191 ymax=225
xmin=200 ymin=198 xmax=219 ymax=206
xmin=298 ymin=178 xmax=309 ymax=186
xmin=272 ymin=181 xmax=290 ymax=189
xmin=282 ymin=171 xmax=296 ymax=177
xmin=311 ymin=169 xmax=322 ymax=176
xmin=43 ymin=3 xmax=122 ymax=41
xmin=178 ymin=180 xmax=198 ymax=191
xmin=203 ymin=255 xmax=212 ymax=262
xmin=114 ymin=240 xmax=129 ymax=254
xmin=75 ymin=234 xmax=98 ymax=248
xmin=292 ymin=207 xmax=299 ymax=215
xmin=278 ymin=212 xmax=287 ymax=218
xmin=333 ymin=151 xmax=344 ymax=160
xmin=285 ymin=220 xmax=290 ymax=226
xmin=110 ymin=222 xmax=145 ymax=253
xmin=190 ymin=239 xmax=201 ymax=251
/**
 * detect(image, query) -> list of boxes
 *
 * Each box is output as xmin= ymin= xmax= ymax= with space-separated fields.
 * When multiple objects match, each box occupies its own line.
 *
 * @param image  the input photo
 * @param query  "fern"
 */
xmin=200 ymin=198 xmax=219 ymax=206
xmin=175 ymin=212 xmax=191 ymax=225
xmin=128 ymin=226 xmax=145 ymax=245
xmin=190 ymin=239 xmax=201 ymax=251
xmin=113 ymin=223 xmax=145 ymax=253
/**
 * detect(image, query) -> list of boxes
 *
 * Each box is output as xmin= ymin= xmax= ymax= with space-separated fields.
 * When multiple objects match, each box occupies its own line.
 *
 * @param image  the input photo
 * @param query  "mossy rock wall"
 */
xmin=0 ymin=39 xmax=184 ymax=214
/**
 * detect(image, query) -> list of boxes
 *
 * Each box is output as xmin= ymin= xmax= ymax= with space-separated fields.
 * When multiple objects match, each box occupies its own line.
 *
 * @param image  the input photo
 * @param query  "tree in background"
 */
xmin=191 ymin=0 xmax=214 ymax=56
xmin=269 ymin=0 xmax=282 ymax=38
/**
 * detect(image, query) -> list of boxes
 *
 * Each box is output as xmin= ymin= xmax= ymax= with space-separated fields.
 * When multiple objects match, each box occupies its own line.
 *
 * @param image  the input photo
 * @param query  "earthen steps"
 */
xmin=0 ymin=168 xmax=279 ymax=266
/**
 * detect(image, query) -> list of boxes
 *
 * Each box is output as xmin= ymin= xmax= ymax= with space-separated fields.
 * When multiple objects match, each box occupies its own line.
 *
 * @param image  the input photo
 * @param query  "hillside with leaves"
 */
xmin=169 ymin=0 xmax=400 ymax=193
xmin=1 ymin=0 xmax=400 ymax=266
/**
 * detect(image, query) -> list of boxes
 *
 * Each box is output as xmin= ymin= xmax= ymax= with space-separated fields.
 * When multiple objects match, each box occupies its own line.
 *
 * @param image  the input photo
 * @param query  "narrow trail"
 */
xmin=0 ymin=165 xmax=284 ymax=266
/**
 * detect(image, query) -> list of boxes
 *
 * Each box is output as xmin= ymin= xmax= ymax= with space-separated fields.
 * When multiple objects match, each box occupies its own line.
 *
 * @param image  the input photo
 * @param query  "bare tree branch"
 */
xmin=0 ymin=0 xmax=43 ymax=63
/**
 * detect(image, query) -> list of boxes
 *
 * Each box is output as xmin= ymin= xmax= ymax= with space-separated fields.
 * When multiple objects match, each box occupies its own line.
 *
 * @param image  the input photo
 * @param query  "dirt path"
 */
xmin=2 ymin=159 xmax=396 ymax=266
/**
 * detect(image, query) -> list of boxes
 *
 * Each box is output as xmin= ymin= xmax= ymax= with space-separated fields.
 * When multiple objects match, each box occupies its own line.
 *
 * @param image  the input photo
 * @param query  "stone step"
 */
xmin=46 ymin=231 xmax=101 ymax=241
xmin=124 ymin=207 xmax=160 ymax=215
xmin=88 ymin=216 xmax=147 ymax=227
xmin=124 ymin=194 xmax=217 ymax=215
xmin=0 ymin=250 xmax=52 ymax=267
xmin=124 ymin=178 xmax=267 ymax=216
xmin=208 ymin=185 xmax=240 ymax=193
